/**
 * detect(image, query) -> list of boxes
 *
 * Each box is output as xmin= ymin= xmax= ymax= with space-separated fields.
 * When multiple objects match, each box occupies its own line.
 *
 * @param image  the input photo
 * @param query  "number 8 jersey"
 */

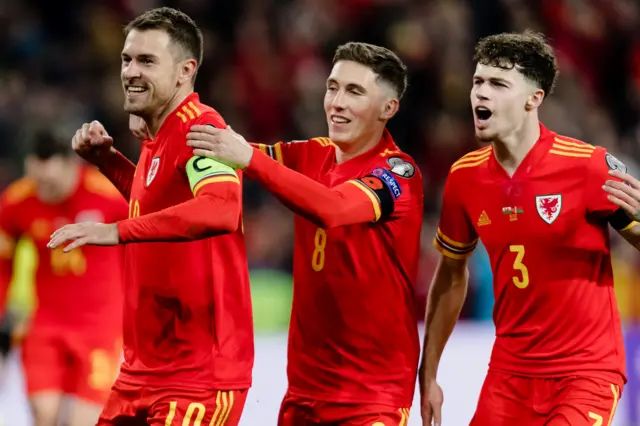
xmin=434 ymin=123 xmax=635 ymax=385
xmin=257 ymin=130 xmax=424 ymax=407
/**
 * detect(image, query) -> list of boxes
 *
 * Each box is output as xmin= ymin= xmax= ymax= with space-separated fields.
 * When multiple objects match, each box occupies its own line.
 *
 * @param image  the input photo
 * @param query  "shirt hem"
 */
xmin=117 ymin=372 xmax=252 ymax=391
xmin=287 ymin=386 xmax=412 ymax=407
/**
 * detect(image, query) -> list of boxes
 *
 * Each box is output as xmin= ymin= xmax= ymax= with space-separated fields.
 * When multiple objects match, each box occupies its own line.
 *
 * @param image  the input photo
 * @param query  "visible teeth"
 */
xmin=332 ymin=116 xmax=349 ymax=123
xmin=128 ymin=87 xmax=146 ymax=92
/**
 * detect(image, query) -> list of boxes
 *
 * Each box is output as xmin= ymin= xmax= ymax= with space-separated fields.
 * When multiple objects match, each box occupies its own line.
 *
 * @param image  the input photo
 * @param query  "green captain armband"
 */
xmin=185 ymin=156 xmax=239 ymax=194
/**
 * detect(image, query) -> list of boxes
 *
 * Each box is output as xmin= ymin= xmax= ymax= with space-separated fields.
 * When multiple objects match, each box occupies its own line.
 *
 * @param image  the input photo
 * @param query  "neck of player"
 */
xmin=146 ymin=88 xmax=194 ymax=138
xmin=492 ymin=115 xmax=540 ymax=177
xmin=333 ymin=127 xmax=384 ymax=164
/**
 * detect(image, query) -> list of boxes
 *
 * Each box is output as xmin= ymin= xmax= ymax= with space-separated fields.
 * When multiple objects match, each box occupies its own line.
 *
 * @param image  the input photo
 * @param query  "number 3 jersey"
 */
xmin=257 ymin=130 xmax=424 ymax=407
xmin=434 ymin=124 xmax=635 ymax=384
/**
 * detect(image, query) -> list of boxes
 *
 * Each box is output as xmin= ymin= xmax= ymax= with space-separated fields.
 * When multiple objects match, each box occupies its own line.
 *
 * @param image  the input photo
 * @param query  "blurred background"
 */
xmin=0 ymin=0 xmax=639 ymax=424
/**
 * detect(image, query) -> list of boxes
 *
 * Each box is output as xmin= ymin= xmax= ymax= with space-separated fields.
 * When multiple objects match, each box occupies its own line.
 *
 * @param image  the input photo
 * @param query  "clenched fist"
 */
xmin=71 ymin=120 xmax=115 ymax=168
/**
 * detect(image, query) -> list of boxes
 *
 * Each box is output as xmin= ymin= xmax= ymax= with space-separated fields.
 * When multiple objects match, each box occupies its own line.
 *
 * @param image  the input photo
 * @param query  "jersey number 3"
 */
xmin=509 ymin=245 xmax=529 ymax=289
xmin=312 ymin=228 xmax=327 ymax=271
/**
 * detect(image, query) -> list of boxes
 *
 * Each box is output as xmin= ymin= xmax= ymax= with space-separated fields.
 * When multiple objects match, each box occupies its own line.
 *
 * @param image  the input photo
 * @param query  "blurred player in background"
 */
xmin=48 ymin=7 xmax=253 ymax=426
xmin=421 ymin=30 xmax=640 ymax=426
xmin=0 ymin=130 xmax=126 ymax=426
xmin=185 ymin=42 xmax=423 ymax=426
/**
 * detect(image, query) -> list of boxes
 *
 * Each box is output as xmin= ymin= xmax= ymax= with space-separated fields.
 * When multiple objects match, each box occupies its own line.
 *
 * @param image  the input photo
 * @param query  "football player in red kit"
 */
xmin=186 ymin=42 xmax=423 ymax=426
xmin=420 ymin=31 xmax=640 ymax=426
xmin=48 ymin=8 xmax=253 ymax=426
xmin=0 ymin=131 xmax=126 ymax=426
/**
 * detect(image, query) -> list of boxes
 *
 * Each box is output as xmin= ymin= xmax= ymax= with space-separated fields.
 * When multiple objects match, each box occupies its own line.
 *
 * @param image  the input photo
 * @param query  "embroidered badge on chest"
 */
xmin=536 ymin=194 xmax=562 ymax=224
xmin=146 ymin=157 xmax=160 ymax=187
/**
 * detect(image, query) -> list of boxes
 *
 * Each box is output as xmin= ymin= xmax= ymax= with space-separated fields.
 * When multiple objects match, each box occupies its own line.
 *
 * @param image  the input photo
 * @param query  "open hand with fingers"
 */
xmin=603 ymin=169 xmax=640 ymax=222
xmin=47 ymin=223 xmax=120 ymax=252
xmin=420 ymin=375 xmax=443 ymax=426
xmin=186 ymin=125 xmax=253 ymax=169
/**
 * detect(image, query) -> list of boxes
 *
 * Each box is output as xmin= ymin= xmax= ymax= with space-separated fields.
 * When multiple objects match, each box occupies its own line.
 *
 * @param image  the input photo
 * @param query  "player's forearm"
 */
xmin=99 ymin=150 xmax=136 ymax=201
xmin=246 ymin=148 xmax=375 ymax=228
xmin=116 ymin=183 xmax=240 ymax=242
xmin=422 ymin=256 xmax=469 ymax=379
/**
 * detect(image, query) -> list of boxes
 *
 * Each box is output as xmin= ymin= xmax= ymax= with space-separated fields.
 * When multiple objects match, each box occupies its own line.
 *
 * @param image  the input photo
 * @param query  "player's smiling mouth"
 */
xmin=331 ymin=115 xmax=351 ymax=124
xmin=126 ymin=85 xmax=148 ymax=94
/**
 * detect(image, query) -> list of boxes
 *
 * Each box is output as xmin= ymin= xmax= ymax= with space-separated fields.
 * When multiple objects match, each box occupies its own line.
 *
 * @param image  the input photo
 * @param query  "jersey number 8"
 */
xmin=312 ymin=228 xmax=327 ymax=271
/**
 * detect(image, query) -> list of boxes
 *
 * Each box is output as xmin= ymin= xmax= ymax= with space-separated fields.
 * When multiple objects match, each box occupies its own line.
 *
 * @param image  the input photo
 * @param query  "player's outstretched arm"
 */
xmin=420 ymin=255 xmax=469 ymax=426
xmin=187 ymin=126 xmax=384 ymax=228
xmin=48 ymin=182 xmax=240 ymax=248
xmin=603 ymin=169 xmax=640 ymax=250
xmin=116 ymin=180 xmax=240 ymax=242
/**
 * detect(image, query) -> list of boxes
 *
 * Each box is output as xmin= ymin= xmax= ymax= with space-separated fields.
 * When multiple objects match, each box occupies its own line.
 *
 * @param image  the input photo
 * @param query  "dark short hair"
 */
xmin=124 ymin=7 xmax=203 ymax=67
xmin=473 ymin=30 xmax=558 ymax=97
xmin=30 ymin=130 xmax=73 ymax=160
xmin=333 ymin=42 xmax=408 ymax=99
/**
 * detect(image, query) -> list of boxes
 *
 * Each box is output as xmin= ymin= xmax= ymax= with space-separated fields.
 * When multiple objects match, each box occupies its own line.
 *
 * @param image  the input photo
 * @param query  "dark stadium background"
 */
xmin=0 ymin=0 xmax=638 ymax=424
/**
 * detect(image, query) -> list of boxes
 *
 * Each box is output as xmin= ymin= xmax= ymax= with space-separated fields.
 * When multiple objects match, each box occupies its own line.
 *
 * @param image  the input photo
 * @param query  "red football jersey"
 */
xmin=258 ymin=130 xmax=424 ymax=406
xmin=435 ymin=124 xmax=627 ymax=384
xmin=0 ymin=167 xmax=126 ymax=336
xmin=119 ymin=93 xmax=253 ymax=390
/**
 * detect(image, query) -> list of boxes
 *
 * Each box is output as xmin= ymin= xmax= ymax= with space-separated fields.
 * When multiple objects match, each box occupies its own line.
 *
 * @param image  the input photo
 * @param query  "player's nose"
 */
xmin=330 ymin=90 xmax=347 ymax=110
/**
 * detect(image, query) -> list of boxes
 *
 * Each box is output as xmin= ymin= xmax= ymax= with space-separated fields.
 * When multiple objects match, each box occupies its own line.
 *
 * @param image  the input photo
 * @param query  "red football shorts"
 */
xmin=278 ymin=392 xmax=411 ymax=426
xmin=97 ymin=378 xmax=248 ymax=426
xmin=470 ymin=370 xmax=622 ymax=426
xmin=21 ymin=327 xmax=121 ymax=404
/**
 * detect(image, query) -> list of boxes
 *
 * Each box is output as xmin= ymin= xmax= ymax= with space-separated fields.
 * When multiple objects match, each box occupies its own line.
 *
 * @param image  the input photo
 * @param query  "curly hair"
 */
xmin=333 ymin=42 xmax=408 ymax=99
xmin=474 ymin=30 xmax=559 ymax=97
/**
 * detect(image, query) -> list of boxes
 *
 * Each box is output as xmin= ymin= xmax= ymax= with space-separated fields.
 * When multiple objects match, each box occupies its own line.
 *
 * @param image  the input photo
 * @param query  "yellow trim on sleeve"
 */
xmin=348 ymin=180 xmax=382 ymax=222
xmin=436 ymin=227 xmax=477 ymax=249
xmin=274 ymin=143 xmax=284 ymax=165
xmin=193 ymin=175 xmax=240 ymax=196
xmin=621 ymin=221 xmax=639 ymax=232
xmin=433 ymin=238 xmax=472 ymax=259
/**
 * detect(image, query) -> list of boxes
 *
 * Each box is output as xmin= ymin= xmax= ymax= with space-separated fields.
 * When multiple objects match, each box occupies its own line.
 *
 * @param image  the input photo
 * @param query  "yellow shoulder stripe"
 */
xmin=4 ymin=178 xmax=36 ymax=206
xmin=554 ymin=136 xmax=594 ymax=149
xmin=84 ymin=169 xmax=121 ymax=198
xmin=549 ymin=149 xmax=592 ymax=158
xmin=176 ymin=102 xmax=203 ymax=123
xmin=451 ymin=155 xmax=491 ymax=173
xmin=348 ymin=180 xmax=381 ymax=222
xmin=311 ymin=137 xmax=333 ymax=147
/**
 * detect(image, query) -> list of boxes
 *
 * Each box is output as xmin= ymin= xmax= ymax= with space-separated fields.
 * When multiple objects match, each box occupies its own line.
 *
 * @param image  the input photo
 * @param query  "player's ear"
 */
xmin=525 ymin=88 xmax=545 ymax=111
xmin=178 ymin=58 xmax=198 ymax=86
xmin=380 ymin=98 xmax=399 ymax=121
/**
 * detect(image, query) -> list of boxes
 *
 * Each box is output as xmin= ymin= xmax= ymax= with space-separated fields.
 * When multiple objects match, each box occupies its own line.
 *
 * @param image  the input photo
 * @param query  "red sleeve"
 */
xmin=245 ymin=148 xmax=417 ymax=229
xmin=251 ymin=137 xmax=326 ymax=171
xmin=99 ymin=150 xmax=136 ymax=201
xmin=433 ymin=172 xmax=478 ymax=259
xmin=116 ymin=180 xmax=241 ymax=243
